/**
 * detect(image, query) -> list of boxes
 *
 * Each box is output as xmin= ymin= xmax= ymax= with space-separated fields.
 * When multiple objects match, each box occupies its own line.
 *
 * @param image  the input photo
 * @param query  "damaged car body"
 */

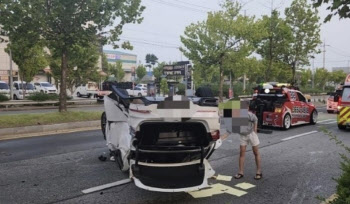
xmin=101 ymin=85 xmax=222 ymax=192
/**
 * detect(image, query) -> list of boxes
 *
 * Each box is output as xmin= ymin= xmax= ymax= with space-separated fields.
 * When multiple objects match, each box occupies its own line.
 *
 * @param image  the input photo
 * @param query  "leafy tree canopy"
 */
xmin=313 ymin=0 xmax=350 ymax=22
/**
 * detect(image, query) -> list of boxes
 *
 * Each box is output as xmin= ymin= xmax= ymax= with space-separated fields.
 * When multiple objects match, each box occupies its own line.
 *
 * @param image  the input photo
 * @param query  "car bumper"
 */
xmin=130 ymin=159 xmax=215 ymax=192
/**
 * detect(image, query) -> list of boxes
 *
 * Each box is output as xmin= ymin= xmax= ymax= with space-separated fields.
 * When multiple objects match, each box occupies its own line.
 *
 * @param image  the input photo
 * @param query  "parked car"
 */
xmin=127 ymin=87 xmax=147 ymax=97
xmin=250 ymin=83 xmax=318 ymax=130
xmin=0 ymin=81 xmax=10 ymax=99
xmin=34 ymin=82 xmax=58 ymax=94
xmin=76 ymin=82 xmax=99 ymax=98
xmin=13 ymin=81 xmax=36 ymax=100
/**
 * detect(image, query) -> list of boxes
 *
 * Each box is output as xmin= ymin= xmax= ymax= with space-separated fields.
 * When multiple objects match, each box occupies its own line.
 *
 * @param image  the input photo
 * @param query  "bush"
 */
xmin=300 ymin=87 xmax=323 ymax=95
xmin=28 ymin=93 xmax=59 ymax=101
xmin=321 ymin=128 xmax=350 ymax=204
xmin=0 ymin=94 xmax=9 ymax=102
xmin=176 ymin=83 xmax=186 ymax=95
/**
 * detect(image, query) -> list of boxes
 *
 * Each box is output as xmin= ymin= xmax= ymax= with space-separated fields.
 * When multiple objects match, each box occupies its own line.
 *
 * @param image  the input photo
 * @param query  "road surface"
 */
xmin=0 ymin=112 xmax=348 ymax=204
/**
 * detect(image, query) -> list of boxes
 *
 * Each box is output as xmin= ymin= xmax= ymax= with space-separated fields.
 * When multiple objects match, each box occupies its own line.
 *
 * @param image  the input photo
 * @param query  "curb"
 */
xmin=0 ymin=120 xmax=100 ymax=140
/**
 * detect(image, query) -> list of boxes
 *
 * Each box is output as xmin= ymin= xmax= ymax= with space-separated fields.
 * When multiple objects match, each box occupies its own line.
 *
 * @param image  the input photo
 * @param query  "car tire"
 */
xmin=327 ymin=110 xmax=333 ymax=114
xmin=338 ymin=124 xmax=347 ymax=130
xmin=13 ymin=94 xmax=17 ymax=100
xmin=77 ymin=92 xmax=81 ymax=97
xmin=283 ymin=114 xmax=291 ymax=130
xmin=101 ymin=112 xmax=107 ymax=140
xmin=310 ymin=110 xmax=318 ymax=125
xmin=40 ymin=90 xmax=44 ymax=93
xmin=138 ymin=93 xmax=142 ymax=97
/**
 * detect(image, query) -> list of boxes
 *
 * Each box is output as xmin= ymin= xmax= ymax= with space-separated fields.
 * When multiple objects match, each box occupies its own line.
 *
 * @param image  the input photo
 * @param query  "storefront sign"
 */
xmin=106 ymin=54 xmax=121 ymax=60
xmin=163 ymin=65 xmax=186 ymax=76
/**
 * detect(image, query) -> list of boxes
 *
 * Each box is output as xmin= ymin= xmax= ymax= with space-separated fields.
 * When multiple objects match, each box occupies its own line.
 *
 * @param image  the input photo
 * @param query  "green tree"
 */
xmin=136 ymin=65 xmax=147 ymax=80
xmin=314 ymin=68 xmax=329 ymax=91
xmin=330 ymin=70 xmax=348 ymax=86
xmin=255 ymin=10 xmax=293 ymax=81
xmin=160 ymin=78 xmax=169 ymax=96
xmin=102 ymin=54 xmax=109 ymax=73
xmin=180 ymin=1 xmax=259 ymax=101
xmin=284 ymin=0 xmax=321 ymax=84
xmin=299 ymin=69 xmax=312 ymax=87
xmin=153 ymin=62 xmax=166 ymax=82
xmin=0 ymin=0 xmax=144 ymax=112
xmin=145 ymin=53 xmax=158 ymax=71
xmin=313 ymin=0 xmax=350 ymax=22
xmin=107 ymin=61 xmax=125 ymax=82
xmin=50 ymin=43 xmax=100 ymax=95
xmin=6 ymin=39 xmax=47 ymax=98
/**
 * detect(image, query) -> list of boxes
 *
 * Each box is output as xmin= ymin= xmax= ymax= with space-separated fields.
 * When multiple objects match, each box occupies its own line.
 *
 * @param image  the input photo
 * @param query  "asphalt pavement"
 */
xmin=0 ymin=112 xmax=349 ymax=204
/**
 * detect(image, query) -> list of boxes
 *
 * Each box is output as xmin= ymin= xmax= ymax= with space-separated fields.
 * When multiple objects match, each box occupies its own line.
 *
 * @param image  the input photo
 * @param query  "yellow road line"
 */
xmin=0 ymin=126 xmax=100 ymax=141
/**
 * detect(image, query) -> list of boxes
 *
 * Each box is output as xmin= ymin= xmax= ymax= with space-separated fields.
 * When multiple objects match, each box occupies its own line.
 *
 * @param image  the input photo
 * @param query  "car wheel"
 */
xmin=327 ymin=110 xmax=333 ymax=114
xmin=310 ymin=110 xmax=318 ymax=125
xmin=138 ymin=93 xmax=142 ymax=97
xmin=283 ymin=114 xmax=291 ymax=130
xmin=87 ymin=94 xmax=92 ymax=98
xmin=40 ymin=90 xmax=44 ymax=93
xmin=77 ymin=92 xmax=81 ymax=97
xmin=101 ymin=112 xmax=106 ymax=140
xmin=338 ymin=124 xmax=347 ymax=130
xmin=13 ymin=94 xmax=17 ymax=100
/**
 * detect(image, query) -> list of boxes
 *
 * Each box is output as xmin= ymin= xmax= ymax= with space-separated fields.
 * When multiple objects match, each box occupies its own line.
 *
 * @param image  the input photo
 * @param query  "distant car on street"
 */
xmin=34 ymin=82 xmax=58 ymax=94
xmin=13 ymin=81 xmax=36 ymax=100
xmin=135 ymin=83 xmax=147 ymax=89
xmin=0 ymin=81 xmax=10 ymax=99
xmin=127 ymin=87 xmax=147 ymax=97
xmin=76 ymin=82 xmax=99 ymax=98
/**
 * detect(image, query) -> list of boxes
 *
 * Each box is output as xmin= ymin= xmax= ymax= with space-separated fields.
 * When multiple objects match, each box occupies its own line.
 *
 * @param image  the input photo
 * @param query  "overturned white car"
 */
xmin=101 ymin=86 xmax=222 ymax=192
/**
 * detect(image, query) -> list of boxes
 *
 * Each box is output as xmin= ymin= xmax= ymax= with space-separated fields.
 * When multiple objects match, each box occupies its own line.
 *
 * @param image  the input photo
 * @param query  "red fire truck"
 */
xmin=335 ymin=74 xmax=350 ymax=130
xmin=250 ymin=83 xmax=318 ymax=130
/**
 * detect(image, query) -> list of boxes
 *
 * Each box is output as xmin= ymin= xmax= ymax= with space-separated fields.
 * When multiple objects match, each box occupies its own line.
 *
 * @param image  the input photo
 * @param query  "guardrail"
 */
xmin=0 ymin=99 xmax=97 ymax=109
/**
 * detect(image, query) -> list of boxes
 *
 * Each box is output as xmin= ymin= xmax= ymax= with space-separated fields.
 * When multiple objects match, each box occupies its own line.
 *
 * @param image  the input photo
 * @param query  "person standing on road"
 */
xmin=234 ymin=110 xmax=262 ymax=180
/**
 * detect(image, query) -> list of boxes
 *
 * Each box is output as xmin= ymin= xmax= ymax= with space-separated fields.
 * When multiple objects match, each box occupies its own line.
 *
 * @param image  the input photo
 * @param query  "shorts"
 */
xmin=240 ymin=131 xmax=260 ymax=146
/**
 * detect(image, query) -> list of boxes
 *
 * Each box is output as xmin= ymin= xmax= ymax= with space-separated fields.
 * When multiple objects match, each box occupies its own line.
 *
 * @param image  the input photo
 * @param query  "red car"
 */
xmin=250 ymin=85 xmax=318 ymax=130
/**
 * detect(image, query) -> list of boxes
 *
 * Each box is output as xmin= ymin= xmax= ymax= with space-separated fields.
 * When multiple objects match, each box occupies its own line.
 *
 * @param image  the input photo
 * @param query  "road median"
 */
xmin=0 ymin=111 xmax=102 ymax=140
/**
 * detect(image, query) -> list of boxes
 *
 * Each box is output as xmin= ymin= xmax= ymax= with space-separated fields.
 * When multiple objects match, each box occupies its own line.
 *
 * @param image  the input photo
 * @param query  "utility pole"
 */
xmin=312 ymin=57 xmax=315 ymax=89
xmin=323 ymin=40 xmax=326 ymax=69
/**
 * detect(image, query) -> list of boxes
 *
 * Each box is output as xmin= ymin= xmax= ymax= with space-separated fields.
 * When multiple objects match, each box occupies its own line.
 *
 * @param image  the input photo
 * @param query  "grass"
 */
xmin=0 ymin=111 xmax=102 ymax=129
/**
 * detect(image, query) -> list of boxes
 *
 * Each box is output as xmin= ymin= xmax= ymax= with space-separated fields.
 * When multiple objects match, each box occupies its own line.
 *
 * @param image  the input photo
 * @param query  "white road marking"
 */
xmin=319 ymin=121 xmax=337 ymax=125
xmin=281 ymin=131 xmax=318 ymax=141
xmin=82 ymin=178 xmax=132 ymax=194
xmin=318 ymin=119 xmax=336 ymax=124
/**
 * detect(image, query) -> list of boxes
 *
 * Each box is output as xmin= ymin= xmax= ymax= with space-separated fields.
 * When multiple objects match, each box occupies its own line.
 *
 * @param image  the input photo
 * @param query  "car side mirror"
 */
xmin=334 ymin=96 xmax=339 ymax=102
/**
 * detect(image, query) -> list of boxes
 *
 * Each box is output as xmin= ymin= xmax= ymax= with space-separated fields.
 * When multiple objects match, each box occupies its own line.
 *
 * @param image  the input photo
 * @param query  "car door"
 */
xmin=296 ymin=92 xmax=309 ymax=122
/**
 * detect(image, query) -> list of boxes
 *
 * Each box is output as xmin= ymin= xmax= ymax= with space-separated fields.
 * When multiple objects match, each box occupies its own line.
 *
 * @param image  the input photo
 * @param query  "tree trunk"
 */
xmin=292 ymin=63 xmax=296 ymax=85
xmin=59 ymin=50 xmax=68 ymax=112
xmin=219 ymin=67 xmax=224 ymax=102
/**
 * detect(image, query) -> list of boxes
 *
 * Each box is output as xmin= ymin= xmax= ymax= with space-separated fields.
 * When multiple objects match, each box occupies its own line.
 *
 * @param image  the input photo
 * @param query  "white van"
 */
xmin=0 ymin=81 xmax=10 ymax=99
xmin=34 ymin=82 xmax=58 ymax=94
xmin=75 ymin=82 xmax=99 ymax=98
xmin=13 ymin=81 xmax=36 ymax=100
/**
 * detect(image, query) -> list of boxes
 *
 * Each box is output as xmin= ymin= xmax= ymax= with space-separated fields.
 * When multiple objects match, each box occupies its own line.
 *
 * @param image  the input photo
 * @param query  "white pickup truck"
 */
xmin=127 ymin=87 xmax=147 ymax=97
xmin=76 ymin=82 xmax=99 ymax=98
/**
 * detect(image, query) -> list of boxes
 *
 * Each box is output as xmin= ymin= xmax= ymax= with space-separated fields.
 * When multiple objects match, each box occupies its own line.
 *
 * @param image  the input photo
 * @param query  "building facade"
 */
xmin=104 ymin=50 xmax=137 ymax=82
xmin=0 ymin=35 xmax=19 ymax=83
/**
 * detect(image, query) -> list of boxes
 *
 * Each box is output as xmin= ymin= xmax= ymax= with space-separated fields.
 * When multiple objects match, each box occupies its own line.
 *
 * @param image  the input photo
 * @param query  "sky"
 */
xmin=104 ymin=0 xmax=350 ymax=71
